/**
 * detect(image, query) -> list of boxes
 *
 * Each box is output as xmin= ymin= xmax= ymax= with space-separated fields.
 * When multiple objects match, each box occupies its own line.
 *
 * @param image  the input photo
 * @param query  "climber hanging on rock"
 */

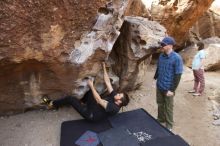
xmin=41 ymin=62 xmax=129 ymax=121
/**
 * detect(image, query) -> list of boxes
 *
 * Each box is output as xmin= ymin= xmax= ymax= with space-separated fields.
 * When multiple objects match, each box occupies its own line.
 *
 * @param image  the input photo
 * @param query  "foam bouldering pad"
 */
xmin=98 ymin=126 xmax=139 ymax=146
xmin=60 ymin=119 xmax=111 ymax=146
xmin=109 ymin=109 xmax=172 ymax=143
xmin=60 ymin=108 xmax=189 ymax=146
xmin=141 ymin=135 xmax=189 ymax=146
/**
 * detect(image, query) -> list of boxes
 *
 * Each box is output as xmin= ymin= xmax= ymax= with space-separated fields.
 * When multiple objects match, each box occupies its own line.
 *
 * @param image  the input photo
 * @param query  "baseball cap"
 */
xmin=160 ymin=36 xmax=176 ymax=46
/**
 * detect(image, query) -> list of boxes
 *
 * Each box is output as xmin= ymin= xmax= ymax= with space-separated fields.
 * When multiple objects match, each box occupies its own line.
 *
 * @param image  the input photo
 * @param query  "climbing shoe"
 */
xmin=41 ymin=95 xmax=54 ymax=109
xmin=41 ymin=95 xmax=51 ymax=105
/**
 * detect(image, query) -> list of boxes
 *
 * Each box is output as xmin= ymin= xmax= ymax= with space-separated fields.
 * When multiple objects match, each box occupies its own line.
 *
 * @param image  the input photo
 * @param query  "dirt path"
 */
xmin=0 ymin=66 xmax=220 ymax=146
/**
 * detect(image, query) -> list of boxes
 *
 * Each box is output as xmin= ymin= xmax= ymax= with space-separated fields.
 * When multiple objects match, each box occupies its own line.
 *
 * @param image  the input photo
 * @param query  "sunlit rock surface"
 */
xmin=188 ymin=1 xmax=220 ymax=42
xmin=151 ymin=0 xmax=214 ymax=46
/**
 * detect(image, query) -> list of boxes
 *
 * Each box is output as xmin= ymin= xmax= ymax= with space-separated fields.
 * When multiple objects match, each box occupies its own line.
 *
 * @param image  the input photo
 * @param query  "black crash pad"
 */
xmin=60 ymin=108 xmax=189 ymax=146
xmin=98 ymin=126 xmax=139 ymax=146
xmin=109 ymin=108 xmax=172 ymax=143
xmin=141 ymin=135 xmax=189 ymax=146
xmin=60 ymin=119 xmax=111 ymax=146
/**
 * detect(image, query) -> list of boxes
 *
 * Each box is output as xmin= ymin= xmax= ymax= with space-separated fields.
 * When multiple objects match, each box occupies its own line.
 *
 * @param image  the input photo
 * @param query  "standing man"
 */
xmin=154 ymin=36 xmax=183 ymax=131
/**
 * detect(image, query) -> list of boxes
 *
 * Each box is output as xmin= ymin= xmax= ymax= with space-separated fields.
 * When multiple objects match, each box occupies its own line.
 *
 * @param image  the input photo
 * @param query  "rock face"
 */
xmin=180 ymin=37 xmax=220 ymax=71
xmin=179 ymin=1 xmax=220 ymax=71
xmin=188 ymin=10 xmax=220 ymax=42
xmin=151 ymin=0 xmax=214 ymax=46
xmin=0 ymin=0 xmax=163 ymax=115
xmin=0 ymin=0 xmax=114 ymax=114
xmin=124 ymin=0 xmax=151 ymax=17
xmin=180 ymin=45 xmax=197 ymax=68
xmin=110 ymin=16 xmax=166 ymax=91
xmin=0 ymin=0 xmax=216 ymax=115
xmin=202 ymin=38 xmax=220 ymax=70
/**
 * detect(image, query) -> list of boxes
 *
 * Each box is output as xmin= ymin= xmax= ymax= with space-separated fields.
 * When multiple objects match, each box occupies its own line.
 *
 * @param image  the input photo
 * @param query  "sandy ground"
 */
xmin=0 ymin=65 xmax=220 ymax=146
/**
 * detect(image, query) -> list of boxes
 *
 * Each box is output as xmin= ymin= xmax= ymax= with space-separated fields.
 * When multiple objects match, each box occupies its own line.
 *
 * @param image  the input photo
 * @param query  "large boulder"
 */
xmin=180 ymin=45 xmax=197 ymax=68
xmin=0 ymin=0 xmax=130 ymax=115
xmin=151 ymin=0 xmax=214 ymax=46
xmin=0 ymin=0 xmax=162 ymax=115
xmin=203 ymin=38 xmax=220 ymax=70
xmin=110 ymin=16 xmax=166 ymax=91
xmin=188 ymin=1 xmax=220 ymax=42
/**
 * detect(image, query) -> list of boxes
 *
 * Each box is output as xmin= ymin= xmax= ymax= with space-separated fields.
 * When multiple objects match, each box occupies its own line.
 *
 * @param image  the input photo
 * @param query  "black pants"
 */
xmin=52 ymin=90 xmax=99 ymax=121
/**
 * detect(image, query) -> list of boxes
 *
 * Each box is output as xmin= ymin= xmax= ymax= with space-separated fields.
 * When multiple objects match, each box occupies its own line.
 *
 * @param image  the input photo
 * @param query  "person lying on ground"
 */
xmin=41 ymin=62 xmax=130 ymax=121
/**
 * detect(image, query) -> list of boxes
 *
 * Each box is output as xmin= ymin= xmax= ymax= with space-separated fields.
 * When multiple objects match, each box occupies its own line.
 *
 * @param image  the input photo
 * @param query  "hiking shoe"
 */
xmin=188 ymin=90 xmax=196 ymax=93
xmin=193 ymin=93 xmax=201 ymax=96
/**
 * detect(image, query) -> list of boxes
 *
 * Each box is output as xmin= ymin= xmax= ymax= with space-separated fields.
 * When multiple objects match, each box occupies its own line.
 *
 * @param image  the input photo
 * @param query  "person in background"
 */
xmin=188 ymin=42 xmax=206 ymax=96
xmin=154 ymin=36 xmax=183 ymax=131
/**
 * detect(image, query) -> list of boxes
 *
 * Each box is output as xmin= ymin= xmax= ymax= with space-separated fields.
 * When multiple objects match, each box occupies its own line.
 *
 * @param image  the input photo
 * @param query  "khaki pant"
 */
xmin=156 ymin=88 xmax=174 ymax=129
